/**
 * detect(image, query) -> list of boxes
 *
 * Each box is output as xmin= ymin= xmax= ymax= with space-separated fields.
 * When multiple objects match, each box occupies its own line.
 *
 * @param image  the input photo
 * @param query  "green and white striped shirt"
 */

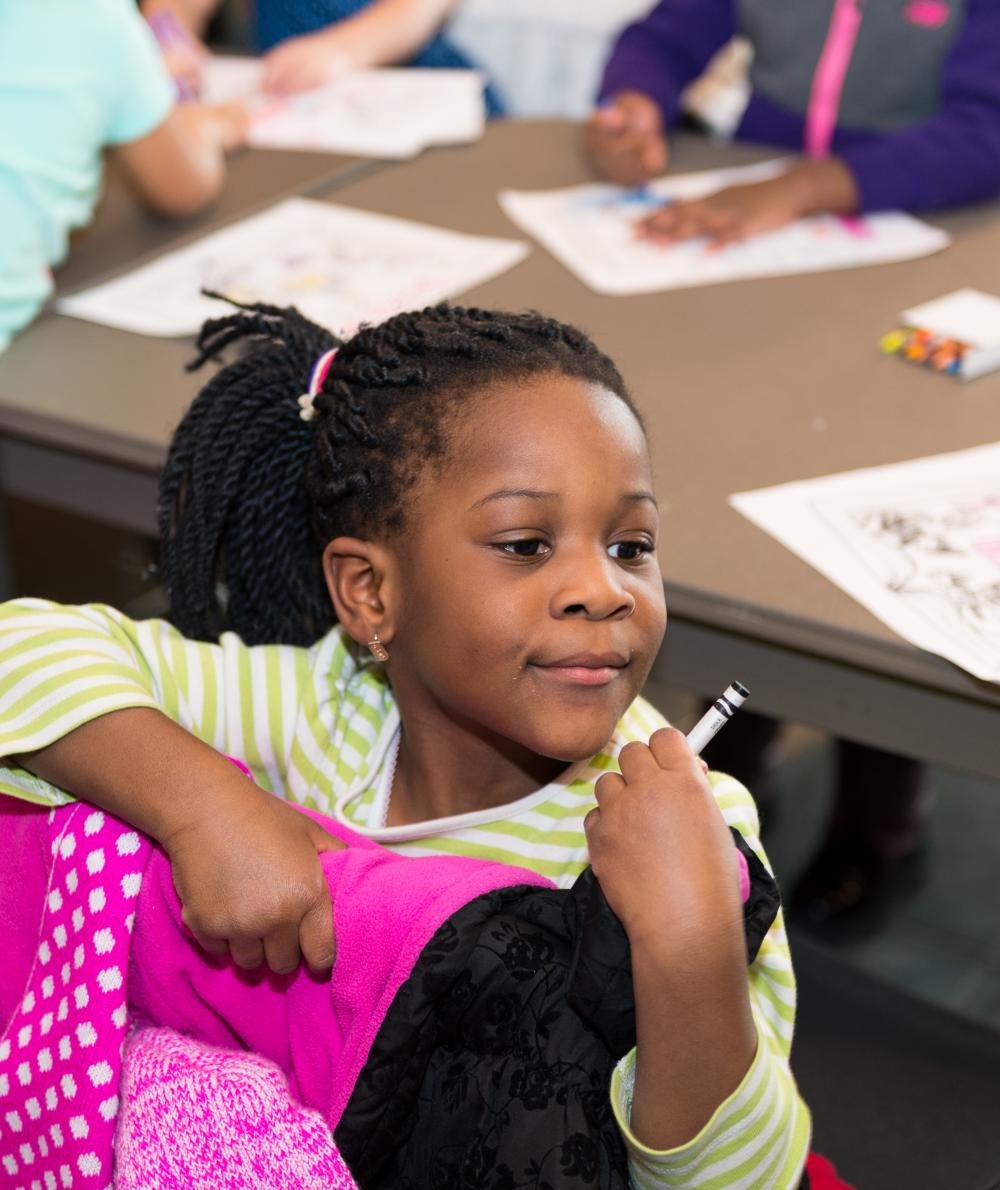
xmin=0 ymin=598 xmax=810 ymax=1189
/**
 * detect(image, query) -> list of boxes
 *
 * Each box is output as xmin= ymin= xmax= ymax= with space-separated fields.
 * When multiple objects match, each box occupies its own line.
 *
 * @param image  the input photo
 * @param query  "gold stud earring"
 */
xmin=367 ymin=632 xmax=390 ymax=662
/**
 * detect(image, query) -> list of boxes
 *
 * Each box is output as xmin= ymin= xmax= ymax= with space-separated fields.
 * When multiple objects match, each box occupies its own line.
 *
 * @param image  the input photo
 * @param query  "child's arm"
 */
xmin=113 ymin=100 xmax=248 ymax=218
xmin=260 ymin=0 xmax=460 ymax=95
xmin=586 ymin=728 xmax=810 ymax=1187
xmin=0 ymin=599 xmax=341 ymax=971
xmin=587 ymin=0 xmax=735 ymax=185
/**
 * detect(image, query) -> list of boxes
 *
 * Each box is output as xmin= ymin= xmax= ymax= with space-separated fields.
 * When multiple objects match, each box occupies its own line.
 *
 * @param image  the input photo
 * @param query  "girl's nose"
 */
xmin=551 ymin=554 xmax=636 ymax=621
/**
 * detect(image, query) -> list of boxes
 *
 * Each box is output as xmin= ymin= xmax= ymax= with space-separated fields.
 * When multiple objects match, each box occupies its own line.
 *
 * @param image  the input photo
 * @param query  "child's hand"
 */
xmin=585 ymin=91 xmax=668 ymax=187
xmin=261 ymin=30 xmax=354 ymax=95
xmin=162 ymin=783 xmax=346 ymax=974
xmin=189 ymin=99 xmax=251 ymax=153
xmin=637 ymin=158 xmax=860 ymax=247
xmin=584 ymin=727 xmax=741 ymax=954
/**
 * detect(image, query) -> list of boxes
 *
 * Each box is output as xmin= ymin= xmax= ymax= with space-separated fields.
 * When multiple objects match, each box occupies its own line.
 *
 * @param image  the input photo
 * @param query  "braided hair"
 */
xmin=159 ymin=301 xmax=637 ymax=647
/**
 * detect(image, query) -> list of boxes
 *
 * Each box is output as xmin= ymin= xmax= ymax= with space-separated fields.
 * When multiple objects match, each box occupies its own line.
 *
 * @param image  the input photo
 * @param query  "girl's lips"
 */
xmin=533 ymin=664 xmax=622 ymax=687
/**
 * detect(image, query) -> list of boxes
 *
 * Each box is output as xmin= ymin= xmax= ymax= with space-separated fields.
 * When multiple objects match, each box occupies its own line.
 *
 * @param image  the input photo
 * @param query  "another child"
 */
xmin=587 ymin=0 xmax=1000 ymax=244
xmin=0 ymin=303 xmax=809 ymax=1186
xmin=0 ymin=0 xmax=247 ymax=354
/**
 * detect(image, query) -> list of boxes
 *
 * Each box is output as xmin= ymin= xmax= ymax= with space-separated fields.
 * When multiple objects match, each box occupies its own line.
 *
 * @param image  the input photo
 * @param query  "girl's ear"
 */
xmin=322 ymin=537 xmax=398 ymax=649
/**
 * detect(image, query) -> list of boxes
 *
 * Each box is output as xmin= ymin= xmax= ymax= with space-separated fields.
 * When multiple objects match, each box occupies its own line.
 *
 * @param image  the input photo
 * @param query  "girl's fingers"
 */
xmin=617 ymin=739 xmax=660 ymax=781
xmin=229 ymin=936 xmax=266 ymax=970
xmin=263 ymin=924 xmax=302 ymax=976
xmin=594 ymin=770 xmax=625 ymax=805
xmin=299 ymin=896 xmax=336 ymax=972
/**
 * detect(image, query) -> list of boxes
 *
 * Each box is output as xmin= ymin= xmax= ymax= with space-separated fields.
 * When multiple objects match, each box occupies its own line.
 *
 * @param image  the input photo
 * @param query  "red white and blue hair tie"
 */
xmin=297 ymin=348 xmax=338 ymax=423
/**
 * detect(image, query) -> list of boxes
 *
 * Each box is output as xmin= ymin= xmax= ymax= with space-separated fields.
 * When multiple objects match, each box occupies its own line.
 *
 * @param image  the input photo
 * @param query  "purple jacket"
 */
xmin=600 ymin=0 xmax=1000 ymax=213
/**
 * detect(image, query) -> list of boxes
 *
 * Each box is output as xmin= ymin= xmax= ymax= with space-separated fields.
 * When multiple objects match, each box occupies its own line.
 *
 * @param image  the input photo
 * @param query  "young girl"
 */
xmin=587 ymin=0 xmax=1000 ymax=245
xmin=0 ymin=304 xmax=809 ymax=1186
xmin=0 ymin=0 xmax=247 ymax=354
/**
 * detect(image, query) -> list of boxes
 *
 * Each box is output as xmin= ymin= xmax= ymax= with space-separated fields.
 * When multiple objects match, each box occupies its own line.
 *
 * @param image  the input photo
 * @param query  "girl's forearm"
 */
xmin=322 ymin=0 xmax=459 ymax=71
xmin=18 ymin=706 xmax=253 ymax=846
xmin=628 ymin=922 xmax=757 ymax=1150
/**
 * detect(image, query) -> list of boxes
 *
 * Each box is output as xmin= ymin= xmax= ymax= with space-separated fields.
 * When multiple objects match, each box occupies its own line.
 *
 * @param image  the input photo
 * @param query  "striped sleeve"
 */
xmin=0 ymin=598 xmax=317 ymax=804
xmin=610 ymin=772 xmax=811 ymax=1189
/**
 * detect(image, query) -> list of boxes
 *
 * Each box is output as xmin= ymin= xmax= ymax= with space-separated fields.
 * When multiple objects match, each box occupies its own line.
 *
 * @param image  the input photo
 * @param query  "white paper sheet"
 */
xmin=56 ymin=198 xmax=529 ymax=338
xmin=730 ymin=442 xmax=1000 ymax=682
xmin=499 ymin=162 xmax=951 ymax=294
xmin=201 ymin=59 xmax=485 ymax=158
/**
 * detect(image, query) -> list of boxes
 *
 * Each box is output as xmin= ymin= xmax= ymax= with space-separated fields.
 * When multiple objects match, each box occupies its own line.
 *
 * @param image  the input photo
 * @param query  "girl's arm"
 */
xmin=587 ymin=728 xmax=810 ymax=1188
xmin=261 ymin=0 xmax=461 ymax=94
xmin=0 ymin=599 xmax=340 ymax=971
xmin=836 ymin=0 xmax=1000 ymax=212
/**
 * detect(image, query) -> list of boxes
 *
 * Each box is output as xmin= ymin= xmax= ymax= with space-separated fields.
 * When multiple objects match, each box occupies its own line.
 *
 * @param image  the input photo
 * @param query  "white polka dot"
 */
xmin=59 ymin=834 xmax=76 ymax=859
xmin=59 ymin=1162 xmax=73 ymax=1187
xmin=73 ymin=945 xmax=85 ymax=970
xmin=40 ymin=1012 xmax=54 ymax=1036
xmin=57 ymin=998 xmax=69 ymax=1023
xmin=87 ymin=889 xmax=105 ymax=914
xmin=84 ymin=811 xmax=104 ymax=837
xmin=37 ymin=1134 xmax=49 ymax=1157
xmin=19 ymin=1140 xmax=35 ymax=1164
xmin=45 ymin=1172 xmax=57 ymax=1190
xmin=39 ymin=942 xmax=52 ymax=966
xmin=6 ymin=1109 xmax=23 ymax=1132
xmin=120 ymin=873 xmax=141 ymax=898
xmin=86 ymin=1062 xmax=113 ymax=1088
xmin=60 ymin=1074 xmax=77 ymax=1100
xmin=77 ymin=1152 xmax=100 ymax=1177
xmin=92 ymin=930 xmax=114 ymax=956
xmin=116 ymin=832 xmax=141 ymax=856
xmin=45 ymin=1087 xmax=58 ymax=1111
xmin=0 ymin=1072 xmax=9 ymax=1096
xmin=85 ymin=850 xmax=104 ymax=876
xmin=53 ymin=925 xmax=67 ymax=949
xmin=74 ymin=986 xmax=89 ymax=1010
xmin=72 ymin=909 xmax=85 ymax=934
xmin=75 ymin=1023 xmax=97 ymax=1049
xmin=22 ymin=991 xmax=35 ymax=1014
xmin=111 ymin=1006 xmax=128 ymax=1030
xmin=59 ymin=1038 xmax=72 ymax=1062
xmin=60 ymin=962 xmax=71 ymax=987
xmin=49 ymin=1121 xmax=63 ymax=1145
xmin=1 ymin=1155 xmax=17 ymax=1176
xmin=17 ymin=1062 xmax=32 ymax=1086
xmin=97 ymin=968 xmax=122 ymax=994
xmin=37 ymin=1049 xmax=53 ymax=1073
xmin=97 ymin=1095 xmax=118 ymax=1122
xmin=125 ymin=914 xmax=135 ymax=934
xmin=48 ymin=889 xmax=63 ymax=912
xmin=69 ymin=1116 xmax=88 ymax=1140
xmin=25 ymin=1097 xmax=41 ymax=1120
xmin=65 ymin=869 xmax=78 ymax=894
xmin=0 ymin=1039 xmax=9 ymax=1060
xmin=41 ymin=976 xmax=55 ymax=1001
xmin=18 ymin=1024 xmax=32 ymax=1048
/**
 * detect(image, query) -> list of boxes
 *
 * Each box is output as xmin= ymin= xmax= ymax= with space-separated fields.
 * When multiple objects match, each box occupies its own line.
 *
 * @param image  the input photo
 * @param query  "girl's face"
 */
xmin=387 ymin=372 xmax=667 ymax=764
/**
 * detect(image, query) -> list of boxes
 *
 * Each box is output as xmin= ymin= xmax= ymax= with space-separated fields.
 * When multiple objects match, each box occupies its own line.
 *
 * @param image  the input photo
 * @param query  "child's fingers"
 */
xmin=307 ymin=820 xmax=347 ymax=855
xmin=263 ymin=923 xmax=303 ymax=976
xmin=299 ymin=895 xmax=336 ymax=972
xmin=617 ymin=738 xmax=660 ymax=782
xmin=594 ymin=770 xmax=625 ymax=805
xmin=647 ymin=726 xmax=701 ymax=774
xmin=229 ymin=935 xmax=266 ymax=971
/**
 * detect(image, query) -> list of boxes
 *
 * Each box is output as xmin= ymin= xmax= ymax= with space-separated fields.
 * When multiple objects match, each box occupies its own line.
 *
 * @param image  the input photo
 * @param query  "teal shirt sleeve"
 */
xmin=101 ymin=0 xmax=175 ymax=145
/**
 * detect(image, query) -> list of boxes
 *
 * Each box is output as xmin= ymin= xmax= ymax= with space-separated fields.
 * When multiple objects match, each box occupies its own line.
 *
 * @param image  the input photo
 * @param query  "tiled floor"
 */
xmin=645 ymin=680 xmax=1000 ymax=1035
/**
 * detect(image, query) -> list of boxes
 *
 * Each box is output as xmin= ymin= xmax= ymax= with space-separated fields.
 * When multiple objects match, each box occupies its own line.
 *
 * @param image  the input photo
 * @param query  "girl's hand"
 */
xmin=261 ymin=30 xmax=355 ymax=95
xmin=187 ymin=99 xmax=251 ymax=153
xmin=585 ymin=91 xmax=669 ymax=187
xmin=161 ymin=783 xmax=346 ymax=974
xmin=585 ymin=727 xmax=741 ymax=955
xmin=637 ymin=157 xmax=860 ymax=247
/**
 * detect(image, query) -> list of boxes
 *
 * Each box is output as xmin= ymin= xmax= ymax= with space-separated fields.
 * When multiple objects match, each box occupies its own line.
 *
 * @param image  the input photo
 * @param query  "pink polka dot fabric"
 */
xmin=0 ymin=805 xmax=143 ymax=1189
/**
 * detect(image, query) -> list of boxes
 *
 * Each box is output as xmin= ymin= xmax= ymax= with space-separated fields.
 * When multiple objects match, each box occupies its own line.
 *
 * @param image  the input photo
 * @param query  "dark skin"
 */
xmin=20 ymin=373 xmax=755 ymax=1149
xmin=586 ymin=89 xmax=861 ymax=246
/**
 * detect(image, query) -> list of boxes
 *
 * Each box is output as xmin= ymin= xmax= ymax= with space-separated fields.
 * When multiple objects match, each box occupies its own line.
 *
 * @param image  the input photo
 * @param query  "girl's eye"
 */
xmin=608 ymin=540 xmax=654 ymax=561
xmin=496 ymin=539 xmax=550 ymax=558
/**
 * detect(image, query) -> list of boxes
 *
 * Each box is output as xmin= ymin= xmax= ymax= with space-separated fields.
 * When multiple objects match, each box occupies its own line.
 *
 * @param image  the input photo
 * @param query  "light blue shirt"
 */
xmin=0 ymin=0 xmax=174 ymax=353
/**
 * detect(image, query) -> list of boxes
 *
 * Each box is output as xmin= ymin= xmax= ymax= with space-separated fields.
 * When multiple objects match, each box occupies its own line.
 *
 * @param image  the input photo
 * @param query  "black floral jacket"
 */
xmin=336 ymin=831 xmax=781 ymax=1190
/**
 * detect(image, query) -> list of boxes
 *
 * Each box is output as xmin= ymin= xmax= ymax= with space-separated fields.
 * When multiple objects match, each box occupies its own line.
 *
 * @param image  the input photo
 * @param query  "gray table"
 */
xmin=2 ymin=120 xmax=999 ymax=776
